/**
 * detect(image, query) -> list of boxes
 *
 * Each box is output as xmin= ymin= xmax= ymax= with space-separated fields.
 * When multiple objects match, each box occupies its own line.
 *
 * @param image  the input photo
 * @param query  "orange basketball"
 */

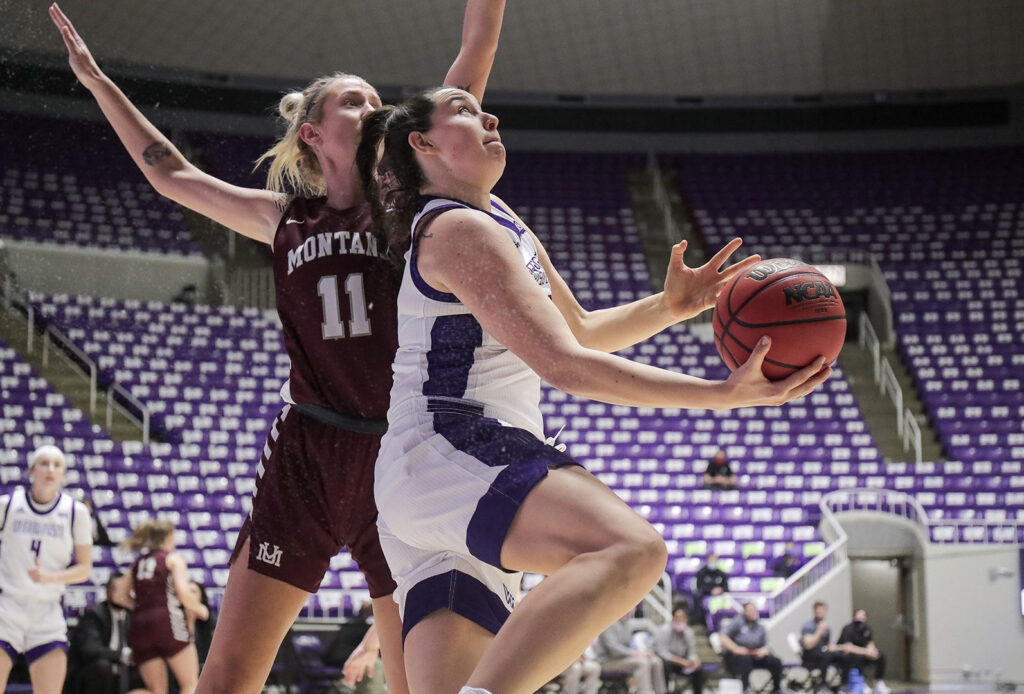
xmin=713 ymin=258 xmax=846 ymax=380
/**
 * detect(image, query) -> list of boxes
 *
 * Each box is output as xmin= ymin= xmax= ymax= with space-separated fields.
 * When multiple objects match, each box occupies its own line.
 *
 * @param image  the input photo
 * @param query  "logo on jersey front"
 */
xmin=256 ymin=542 xmax=283 ymax=567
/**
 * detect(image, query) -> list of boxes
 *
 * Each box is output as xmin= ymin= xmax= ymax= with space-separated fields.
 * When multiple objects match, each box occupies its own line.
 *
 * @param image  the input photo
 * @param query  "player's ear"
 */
xmin=409 ymin=131 xmax=435 ymax=155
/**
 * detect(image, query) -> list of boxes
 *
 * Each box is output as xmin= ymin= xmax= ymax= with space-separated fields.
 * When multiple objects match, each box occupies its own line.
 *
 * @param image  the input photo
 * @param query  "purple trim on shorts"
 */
xmin=423 ymin=314 xmax=483 ymax=399
xmin=0 ymin=640 xmax=18 ymax=661
xmin=25 ymin=641 xmax=67 ymax=664
xmin=401 ymin=569 xmax=510 ymax=643
xmin=431 ymin=412 xmax=579 ymax=570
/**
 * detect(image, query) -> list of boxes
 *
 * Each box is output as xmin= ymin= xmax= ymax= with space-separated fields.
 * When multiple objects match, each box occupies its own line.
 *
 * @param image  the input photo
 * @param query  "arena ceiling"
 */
xmin=2 ymin=0 xmax=1023 ymax=98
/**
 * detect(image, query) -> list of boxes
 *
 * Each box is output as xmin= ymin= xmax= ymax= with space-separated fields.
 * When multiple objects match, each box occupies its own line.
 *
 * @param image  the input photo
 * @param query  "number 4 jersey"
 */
xmin=0 ymin=487 xmax=91 ymax=602
xmin=273 ymin=198 xmax=401 ymax=419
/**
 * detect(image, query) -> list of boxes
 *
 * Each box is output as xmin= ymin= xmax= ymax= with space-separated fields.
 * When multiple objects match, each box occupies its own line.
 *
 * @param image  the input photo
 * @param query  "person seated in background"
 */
xmin=800 ymin=601 xmax=843 ymax=686
xmin=719 ymin=602 xmax=784 ymax=694
xmin=594 ymin=612 xmax=667 ymax=694
xmin=836 ymin=609 xmax=889 ymax=694
xmin=772 ymin=541 xmax=800 ymax=578
xmin=693 ymin=553 xmax=730 ymax=623
xmin=558 ymin=644 xmax=602 ymax=694
xmin=703 ymin=449 xmax=738 ymax=490
xmin=68 ymin=573 xmax=144 ymax=694
xmin=653 ymin=605 xmax=705 ymax=694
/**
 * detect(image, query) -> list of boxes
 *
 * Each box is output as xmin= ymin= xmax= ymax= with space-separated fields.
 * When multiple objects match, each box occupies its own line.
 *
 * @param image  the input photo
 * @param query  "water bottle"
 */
xmin=849 ymin=668 xmax=864 ymax=694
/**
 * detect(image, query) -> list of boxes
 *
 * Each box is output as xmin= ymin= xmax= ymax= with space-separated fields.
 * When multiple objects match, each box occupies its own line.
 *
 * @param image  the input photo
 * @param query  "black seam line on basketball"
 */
xmin=715 ymin=327 xmax=744 ymax=371
xmin=729 ymin=313 xmax=848 ymax=329
xmin=721 ymin=270 xmax=832 ymax=338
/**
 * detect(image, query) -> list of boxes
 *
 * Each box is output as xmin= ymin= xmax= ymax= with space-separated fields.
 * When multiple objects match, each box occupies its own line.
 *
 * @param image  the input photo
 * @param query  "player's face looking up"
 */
xmin=414 ymin=88 xmax=505 ymax=190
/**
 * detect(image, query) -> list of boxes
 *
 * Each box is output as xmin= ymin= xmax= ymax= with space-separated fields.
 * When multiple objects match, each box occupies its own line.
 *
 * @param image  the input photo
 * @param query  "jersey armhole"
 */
xmin=409 ymin=208 xmax=462 ymax=304
xmin=0 ymin=492 xmax=14 ymax=531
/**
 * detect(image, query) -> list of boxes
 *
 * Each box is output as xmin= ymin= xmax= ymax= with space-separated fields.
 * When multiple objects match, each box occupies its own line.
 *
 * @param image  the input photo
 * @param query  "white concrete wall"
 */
xmin=922 ymin=545 xmax=1024 ymax=684
xmin=5 ymin=240 xmax=210 ymax=303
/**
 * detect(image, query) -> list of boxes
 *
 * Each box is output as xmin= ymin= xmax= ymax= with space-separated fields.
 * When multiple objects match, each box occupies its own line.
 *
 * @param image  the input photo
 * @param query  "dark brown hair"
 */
xmin=356 ymin=89 xmax=443 ymax=261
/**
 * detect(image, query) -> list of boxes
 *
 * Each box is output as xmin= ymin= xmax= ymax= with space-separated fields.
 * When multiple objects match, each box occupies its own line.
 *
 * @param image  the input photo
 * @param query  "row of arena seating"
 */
xmin=5 ymin=116 xmax=1024 ymax=617
xmin=665 ymin=148 xmax=1024 ymax=478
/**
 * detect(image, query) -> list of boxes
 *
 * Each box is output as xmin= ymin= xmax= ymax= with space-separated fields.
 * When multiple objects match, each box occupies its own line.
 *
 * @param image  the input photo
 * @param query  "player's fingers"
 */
xmin=707 ymin=237 xmax=743 ymax=271
xmin=786 ymin=365 xmax=832 ymax=401
xmin=670 ymin=240 xmax=687 ymax=266
xmin=778 ymin=355 xmax=828 ymax=393
xmin=743 ymin=335 xmax=771 ymax=369
xmin=717 ymin=254 xmax=761 ymax=283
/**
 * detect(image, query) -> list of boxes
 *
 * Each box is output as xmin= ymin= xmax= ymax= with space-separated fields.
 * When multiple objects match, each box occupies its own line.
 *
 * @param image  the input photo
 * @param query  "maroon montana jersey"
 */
xmin=273 ymin=197 xmax=400 ymax=418
xmin=132 ymin=549 xmax=180 ymax=613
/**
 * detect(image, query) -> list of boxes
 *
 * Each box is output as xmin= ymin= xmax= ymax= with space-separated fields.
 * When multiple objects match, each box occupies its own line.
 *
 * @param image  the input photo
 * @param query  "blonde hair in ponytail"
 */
xmin=123 ymin=519 xmax=175 ymax=552
xmin=256 ymin=72 xmax=361 ymax=198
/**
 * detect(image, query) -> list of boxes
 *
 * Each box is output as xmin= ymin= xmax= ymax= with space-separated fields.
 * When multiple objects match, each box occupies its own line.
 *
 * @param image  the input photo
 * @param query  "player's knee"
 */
xmin=609 ymin=525 xmax=667 ymax=588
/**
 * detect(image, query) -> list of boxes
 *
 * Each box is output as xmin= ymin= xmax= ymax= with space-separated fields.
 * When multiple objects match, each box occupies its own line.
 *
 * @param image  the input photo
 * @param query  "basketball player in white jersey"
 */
xmin=0 ymin=445 xmax=93 ymax=694
xmin=357 ymin=89 xmax=832 ymax=694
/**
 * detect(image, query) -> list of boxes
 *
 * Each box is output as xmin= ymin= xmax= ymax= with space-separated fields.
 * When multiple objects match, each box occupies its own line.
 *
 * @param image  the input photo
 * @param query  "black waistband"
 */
xmin=293 ymin=403 xmax=388 ymax=435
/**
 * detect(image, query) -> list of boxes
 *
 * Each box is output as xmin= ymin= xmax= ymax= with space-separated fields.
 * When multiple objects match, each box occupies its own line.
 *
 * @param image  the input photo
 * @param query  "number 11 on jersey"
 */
xmin=318 ymin=274 xmax=372 ymax=340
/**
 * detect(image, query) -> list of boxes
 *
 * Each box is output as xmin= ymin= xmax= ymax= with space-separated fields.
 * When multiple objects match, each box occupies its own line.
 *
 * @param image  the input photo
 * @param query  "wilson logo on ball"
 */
xmin=783 ymin=281 xmax=838 ymax=305
xmin=744 ymin=258 xmax=804 ymax=282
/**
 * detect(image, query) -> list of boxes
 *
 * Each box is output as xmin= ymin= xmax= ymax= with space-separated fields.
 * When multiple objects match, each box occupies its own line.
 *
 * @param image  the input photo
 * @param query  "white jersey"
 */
xmin=388 ymin=196 xmax=551 ymax=437
xmin=0 ymin=488 xmax=91 ymax=602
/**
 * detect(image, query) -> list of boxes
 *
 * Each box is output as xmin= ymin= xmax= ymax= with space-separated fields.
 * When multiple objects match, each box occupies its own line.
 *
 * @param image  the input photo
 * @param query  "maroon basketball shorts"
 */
xmin=129 ymin=607 xmax=190 ymax=664
xmin=231 ymin=404 xmax=396 ymax=597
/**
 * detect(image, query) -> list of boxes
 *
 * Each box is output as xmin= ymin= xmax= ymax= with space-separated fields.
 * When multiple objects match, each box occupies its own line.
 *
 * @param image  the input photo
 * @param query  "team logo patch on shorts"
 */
xmin=256 ymin=542 xmax=283 ymax=567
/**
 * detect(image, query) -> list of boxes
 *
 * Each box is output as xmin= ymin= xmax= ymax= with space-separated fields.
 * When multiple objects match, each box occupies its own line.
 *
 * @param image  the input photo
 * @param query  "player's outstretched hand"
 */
xmin=724 ymin=336 xmax=832 ymax=407
xmin=341 ymin=641 xmax=378 ymax=687
xmin=662 ymin=237 xmax=762 ymax=322
xmin=49 ymin=3 xmax=106 ymax=91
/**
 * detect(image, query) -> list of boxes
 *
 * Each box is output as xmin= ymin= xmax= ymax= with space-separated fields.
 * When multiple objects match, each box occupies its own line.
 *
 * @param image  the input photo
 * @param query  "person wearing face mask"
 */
xmin=693 ymin=553 xmax=730 ymax=623
xmin=0 ymin=445 xmax=93 ymax=694
xmin=836 ymin=609 xmax=888 ymax=694
xmin=653 ymin=606 xmax=705 ymax=694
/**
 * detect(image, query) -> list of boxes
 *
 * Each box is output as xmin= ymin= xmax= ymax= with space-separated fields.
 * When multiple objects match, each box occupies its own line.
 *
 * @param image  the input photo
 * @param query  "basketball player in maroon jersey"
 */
xmin=50 ymin=3 xmax=506 ymax=692
xmin=119 ymin=520 xmax=209 ymax=694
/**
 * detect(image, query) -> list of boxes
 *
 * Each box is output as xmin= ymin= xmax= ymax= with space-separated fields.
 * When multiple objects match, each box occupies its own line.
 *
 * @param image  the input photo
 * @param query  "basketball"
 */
xmin=713 ymin=258 xmax=847 ymax=381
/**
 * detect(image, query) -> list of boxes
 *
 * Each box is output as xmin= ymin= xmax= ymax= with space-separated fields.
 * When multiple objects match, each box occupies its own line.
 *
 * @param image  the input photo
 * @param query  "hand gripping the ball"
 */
xmin=724 ymin=336 xmax=833 ymax=407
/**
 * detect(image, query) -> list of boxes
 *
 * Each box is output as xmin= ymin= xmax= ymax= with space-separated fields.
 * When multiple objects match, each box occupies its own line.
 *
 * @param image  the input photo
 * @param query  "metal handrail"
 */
xmin=903 ymin=408 xmax=923 ymax=463
xmin=879 ymin=358 xmax=904 ymax=431
xmin=824 ymin=487 xmax=1024 ymax=544
xmin=42 ymin=324 xmax=98 ymax=413
xmin=106 ymin=383 xmax=151 ymax=444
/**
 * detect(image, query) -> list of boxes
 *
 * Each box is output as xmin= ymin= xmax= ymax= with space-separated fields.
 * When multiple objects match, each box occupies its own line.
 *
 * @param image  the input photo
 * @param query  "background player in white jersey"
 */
xmin=0 ymin=445 xmax=93 ymax=694
xmin=357 ymin=89 xmax=833 ymax=694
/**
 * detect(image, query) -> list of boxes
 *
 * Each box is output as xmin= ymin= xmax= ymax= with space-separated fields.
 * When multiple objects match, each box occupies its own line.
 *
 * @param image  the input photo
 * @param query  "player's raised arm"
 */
xmin=443 ymin=0 xmax=506 ymax=102
xmin=48 ymin=3 xmax=282 ymax=244
xmin=495 ymin=195 xmax=762 ymax=352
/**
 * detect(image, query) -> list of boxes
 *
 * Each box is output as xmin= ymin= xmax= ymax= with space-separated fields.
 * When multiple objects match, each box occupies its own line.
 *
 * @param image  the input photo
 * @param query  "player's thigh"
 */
xmin=404 ymin=609 xmax=493 ymax=694
xmin=27 ymin=648 xmax=67 ymax=694
xmin=501 ymin=465 xmax=666 ymax=575
xmin=197 ymin=537 xmax=310 ymax=694
xmin=166 ymin=644 xmax=200 ymax=693
xmin=0 ymin=648 xmax=13 ymax=690
xmin=138 ymin=658 xmax=169 ymax=694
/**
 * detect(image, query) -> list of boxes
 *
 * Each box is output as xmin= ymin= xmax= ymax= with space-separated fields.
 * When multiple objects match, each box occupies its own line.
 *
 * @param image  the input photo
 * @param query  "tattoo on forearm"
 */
xmin=142 ymin=142 xmax=172 ymax=166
